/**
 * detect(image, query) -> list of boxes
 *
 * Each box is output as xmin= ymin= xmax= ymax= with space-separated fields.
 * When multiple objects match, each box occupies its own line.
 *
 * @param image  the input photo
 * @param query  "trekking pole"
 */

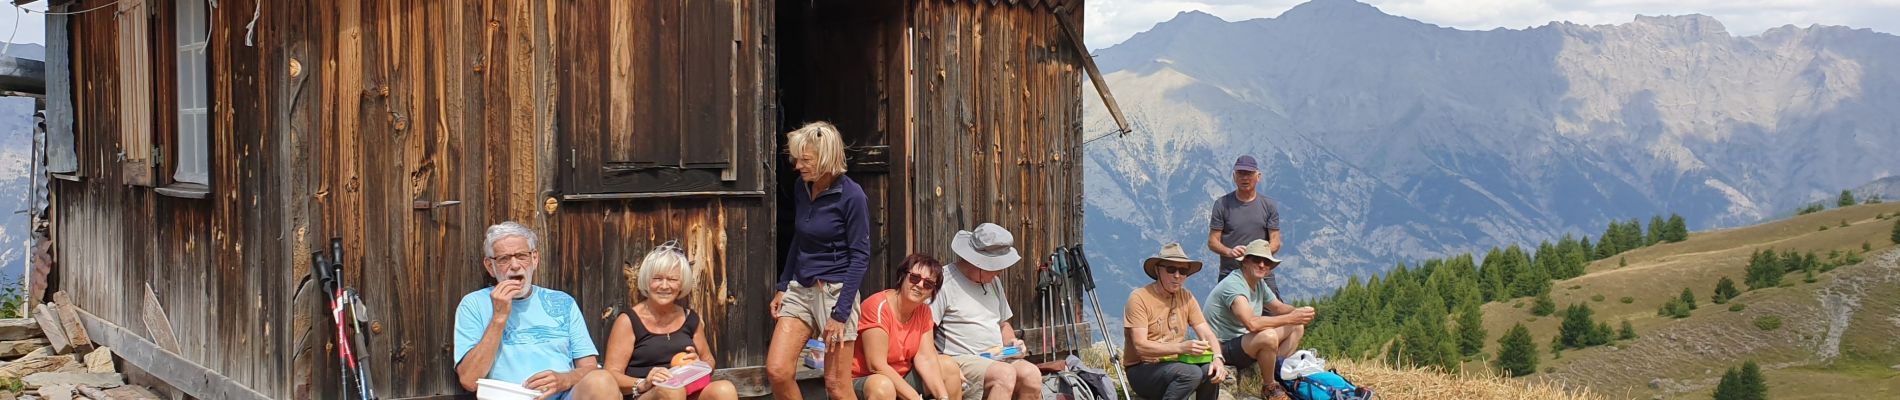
xmin=1068 ymin=245 xmax=1133 ymax=400
xmin=333 ymin=239 xmax=377 ymax=400
xmin=313 ymin=250 xmax=357 ymax=398
xmin=1036 ymin=260 xmax=1052 ymax=355
xmin=1052 ymin=247 xmax=1077 ymax=358
xmin=345 ymin=288 xmax=378 ymax=400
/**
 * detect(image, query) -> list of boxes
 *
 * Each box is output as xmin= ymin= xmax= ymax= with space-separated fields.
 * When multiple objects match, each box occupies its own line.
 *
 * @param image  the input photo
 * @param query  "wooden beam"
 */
xmin=1051 ymin=6 xmax=1130 ymax=136
xmin=140 ymin=284 xmax=181 ymax=353
xmin=710 ymin=366 xmax=822 ymax=398
xmin=560 ymin=191 xmax=766 ymax=202
xmin=0 ymin=318 xmax=43 ymax=341
xmin=71 ymin=307 xmax=271 ymax=400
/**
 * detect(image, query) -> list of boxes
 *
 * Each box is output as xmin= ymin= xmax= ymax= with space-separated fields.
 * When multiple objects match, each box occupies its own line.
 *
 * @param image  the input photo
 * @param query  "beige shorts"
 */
xmin=778 ymin=280 xmax=861 ymax=341
xmin=948 ymin=354 xmax=1000 ymax=390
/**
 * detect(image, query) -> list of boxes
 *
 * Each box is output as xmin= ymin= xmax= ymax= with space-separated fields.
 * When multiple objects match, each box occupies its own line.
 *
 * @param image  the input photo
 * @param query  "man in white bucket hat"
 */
xmin=931 ymin=223 xmax=1042 ymax=400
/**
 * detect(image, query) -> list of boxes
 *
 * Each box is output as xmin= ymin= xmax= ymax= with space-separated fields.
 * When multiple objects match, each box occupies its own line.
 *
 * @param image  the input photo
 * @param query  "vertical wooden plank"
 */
xmin=646 ymin=0 xmax=682 ymax=167
xmin=607 ymin=0 xmax=636 ymax=163
xmin=682 ymin=0 xmax=736 ymax=168
xmin=506 ymin=0 xmax=539 ymax=223
xmin=557 ymin=0 xmax=604 ymax=192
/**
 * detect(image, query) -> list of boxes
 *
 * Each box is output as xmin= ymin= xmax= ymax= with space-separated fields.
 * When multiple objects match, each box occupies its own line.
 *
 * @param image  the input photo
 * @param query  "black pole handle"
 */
xmin=312 ymin=251 xmax=332 ymax=287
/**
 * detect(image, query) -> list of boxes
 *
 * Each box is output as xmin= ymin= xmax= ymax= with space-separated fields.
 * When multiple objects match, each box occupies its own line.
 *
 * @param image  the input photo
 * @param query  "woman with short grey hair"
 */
xmin=603 ymin=242 xmax=738 ymax=400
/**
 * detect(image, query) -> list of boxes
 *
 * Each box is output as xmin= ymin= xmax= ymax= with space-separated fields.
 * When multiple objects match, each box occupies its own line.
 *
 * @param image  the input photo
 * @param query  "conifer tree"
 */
xmin=1649 ymin=216 xmax=1667 ymax=245
xmin=1681 ymin=287 xmax=1698 ymax=310
xmin=1560 ymin=303 xmax=1596 ymax=348
xmin=1513 ymin=257 xmax=1551 ymax=298
xmin=1737 ymin=361 xmax=1767 ymax=400
xmin=1618 ymin=319 xmax=1637 ymax=340
xmin=1494 ymin=323 xmax=1538 ymax=377
xmin=1580 ymin=236 xmax=1596 ymax=261
xmin=1745 ymin=249 xmax=1784 ymax=290
xmin=1531 ymin=292 xmax=1556 ymax=316
xmin=1479 ymin=247 xmax=1508 ymax=301
xmin=1713 ymin=277 xmax=1739 ymax=304
xmin=1713 ymin=366 xmax=1742 ymax=400
xmin=1666 ymin=214 xmax=1689 ymax=242
xmin=1892 ymin=219 xmax=1899 ymax=245
xmin=1839 ymin=190 xmax=1857 ymax=207
xmin=1394 ymin=300 xmax=1459 ymax=372
xmin=1456 ymin=304 xmax=1487 ymax=357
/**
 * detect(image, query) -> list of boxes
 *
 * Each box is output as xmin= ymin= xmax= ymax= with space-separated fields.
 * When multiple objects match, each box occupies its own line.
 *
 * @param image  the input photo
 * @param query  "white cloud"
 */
xmin=1084 ymin=0 xmax=1900 ymax=50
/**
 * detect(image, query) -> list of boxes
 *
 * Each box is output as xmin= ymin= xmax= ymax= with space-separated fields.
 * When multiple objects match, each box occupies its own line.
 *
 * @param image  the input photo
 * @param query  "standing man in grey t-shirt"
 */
xmin=1207 ymin=155 xmax=1283 ymax=293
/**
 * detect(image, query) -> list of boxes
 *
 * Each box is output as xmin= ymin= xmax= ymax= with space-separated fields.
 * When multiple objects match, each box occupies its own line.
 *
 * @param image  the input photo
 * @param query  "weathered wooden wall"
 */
xmin=911 ymin=0 xmax=1087 ymax=328
xmin=55 ymin=0 xmax=777 ymax=398
xmin=50 ymin=0 xmax=1086 ymax=398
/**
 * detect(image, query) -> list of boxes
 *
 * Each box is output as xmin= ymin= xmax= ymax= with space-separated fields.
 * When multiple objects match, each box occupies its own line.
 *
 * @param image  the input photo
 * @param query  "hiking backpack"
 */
xmin=1280 ymin=369 xmax=1373 ymax=400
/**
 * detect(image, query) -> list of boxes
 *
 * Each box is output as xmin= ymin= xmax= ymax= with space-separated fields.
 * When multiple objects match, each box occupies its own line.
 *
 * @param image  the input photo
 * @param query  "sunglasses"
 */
xmin=907 ymin=272 xmax=941 ymax=290
xmin=1159 ymin=265 xmax=1192 ymax=276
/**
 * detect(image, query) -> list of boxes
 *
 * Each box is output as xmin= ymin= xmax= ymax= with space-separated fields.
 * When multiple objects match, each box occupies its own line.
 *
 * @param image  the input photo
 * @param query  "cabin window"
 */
xmin=171 ymin=0 xmax=210 ymax=186
xmin=556 ymin=0 xmax=757 ymax=198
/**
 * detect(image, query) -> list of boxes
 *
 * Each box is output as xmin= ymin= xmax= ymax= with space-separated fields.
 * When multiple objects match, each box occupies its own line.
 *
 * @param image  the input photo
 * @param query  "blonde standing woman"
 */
xmin=766 ymin=122 xmax=872 ymax=400
xmin=603 ymin=243 xmax=739 ymax=400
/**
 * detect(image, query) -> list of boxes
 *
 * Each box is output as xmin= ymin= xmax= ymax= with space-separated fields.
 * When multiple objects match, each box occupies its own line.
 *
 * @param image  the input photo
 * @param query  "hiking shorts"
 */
xmin=778 ymin=280 xmax=861 ymax=341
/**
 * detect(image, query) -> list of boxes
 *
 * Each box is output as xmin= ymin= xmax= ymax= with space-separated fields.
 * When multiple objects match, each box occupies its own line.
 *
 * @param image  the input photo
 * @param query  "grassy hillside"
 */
xmin=1470 ymin=202 xmax=1900 ymax=399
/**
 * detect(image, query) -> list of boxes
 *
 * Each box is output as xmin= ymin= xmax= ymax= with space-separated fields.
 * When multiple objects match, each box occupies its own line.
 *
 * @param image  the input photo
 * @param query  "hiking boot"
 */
xmin=1263 ymin=385 xmax=1292 ymax=400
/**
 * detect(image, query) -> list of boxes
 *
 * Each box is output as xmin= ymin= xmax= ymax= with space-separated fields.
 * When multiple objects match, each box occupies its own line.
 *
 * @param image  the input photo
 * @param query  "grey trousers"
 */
xmin=1125 ymin=362 xmax=1218 ymax=400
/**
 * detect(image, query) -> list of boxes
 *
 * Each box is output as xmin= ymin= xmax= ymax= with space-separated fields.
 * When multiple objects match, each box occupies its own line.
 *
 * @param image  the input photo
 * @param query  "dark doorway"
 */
xmin=774 ymin=1 xmax=913 ymax=294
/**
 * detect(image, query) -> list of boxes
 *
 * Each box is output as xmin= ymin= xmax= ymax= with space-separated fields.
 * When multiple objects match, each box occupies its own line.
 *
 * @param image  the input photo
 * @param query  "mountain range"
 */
xmin=0 ymin=43 xmax=47 ymax=289
xmin=1079 ymin=0 xmax=1900 ymax=313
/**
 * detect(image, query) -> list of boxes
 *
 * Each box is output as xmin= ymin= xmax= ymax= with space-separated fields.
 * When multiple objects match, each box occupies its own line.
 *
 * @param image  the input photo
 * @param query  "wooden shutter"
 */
xmin=564 ymin=0 xmax=744 ymax=195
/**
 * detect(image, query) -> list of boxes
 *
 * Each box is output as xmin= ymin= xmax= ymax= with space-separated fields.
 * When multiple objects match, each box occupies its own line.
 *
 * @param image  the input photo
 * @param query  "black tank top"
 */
xmin=620 ymin=306 xmax=700 ymax=377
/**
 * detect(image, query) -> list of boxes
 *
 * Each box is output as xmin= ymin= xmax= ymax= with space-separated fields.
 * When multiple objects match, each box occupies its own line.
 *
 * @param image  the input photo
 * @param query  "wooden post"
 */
xmin=1051 ymin=6 xmax=1130 ymax=136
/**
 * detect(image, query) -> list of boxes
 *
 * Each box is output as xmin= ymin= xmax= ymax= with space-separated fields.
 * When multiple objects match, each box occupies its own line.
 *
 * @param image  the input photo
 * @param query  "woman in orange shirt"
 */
xmin=852 ymin=254 xmax=957 ymax=400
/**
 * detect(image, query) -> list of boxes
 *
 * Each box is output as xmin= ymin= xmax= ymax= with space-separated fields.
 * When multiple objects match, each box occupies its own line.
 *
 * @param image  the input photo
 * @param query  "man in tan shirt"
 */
xmin=1122 ymin=243 xmax=1229 ymax=400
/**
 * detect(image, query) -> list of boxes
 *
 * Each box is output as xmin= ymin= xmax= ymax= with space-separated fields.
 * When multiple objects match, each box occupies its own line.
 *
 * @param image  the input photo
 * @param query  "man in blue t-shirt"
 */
xmin=454 ymin=222 xmax=616 ymax=399
xmin=1201 ymin=239 xmax=1311 ymax=399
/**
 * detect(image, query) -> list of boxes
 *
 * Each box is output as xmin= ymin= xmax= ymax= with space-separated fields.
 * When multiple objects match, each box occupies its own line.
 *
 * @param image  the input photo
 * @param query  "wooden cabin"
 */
xmin=31 ymin=0 xmax=1119 ymax=398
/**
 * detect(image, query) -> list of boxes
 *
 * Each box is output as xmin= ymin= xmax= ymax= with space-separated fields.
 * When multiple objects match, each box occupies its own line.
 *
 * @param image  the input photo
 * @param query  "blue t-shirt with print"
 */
xmin=453 ymin=286 xmax=598 ymax=385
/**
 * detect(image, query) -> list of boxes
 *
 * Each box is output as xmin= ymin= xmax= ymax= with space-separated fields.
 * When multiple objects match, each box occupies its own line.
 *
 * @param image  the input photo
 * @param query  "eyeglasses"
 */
xmin=489 ymin=251 xmax=536 ymax=264
xmin=907 ymin=272 xmax=940 ymax=290
xmin=1160 ymin=265 xmax=1191 ymax=276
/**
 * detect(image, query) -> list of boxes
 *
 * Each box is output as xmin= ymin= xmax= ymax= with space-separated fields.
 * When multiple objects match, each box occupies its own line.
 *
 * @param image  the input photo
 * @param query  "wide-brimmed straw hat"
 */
xmin=1142 ymin=242 xmax=1204 ymax=279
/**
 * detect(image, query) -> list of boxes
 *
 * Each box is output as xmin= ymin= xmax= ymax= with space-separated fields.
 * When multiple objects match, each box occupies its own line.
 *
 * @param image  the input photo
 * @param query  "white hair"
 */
xmin=634 ymin=241 xmax=697 ymax=298
xmin=483 ymin=221 xmax=539 ymax=258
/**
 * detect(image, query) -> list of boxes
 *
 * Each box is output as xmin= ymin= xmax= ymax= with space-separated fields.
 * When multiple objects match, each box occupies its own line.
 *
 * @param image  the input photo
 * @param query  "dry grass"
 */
xmin=1333 ymin=359 xmax=1604 ymax=400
